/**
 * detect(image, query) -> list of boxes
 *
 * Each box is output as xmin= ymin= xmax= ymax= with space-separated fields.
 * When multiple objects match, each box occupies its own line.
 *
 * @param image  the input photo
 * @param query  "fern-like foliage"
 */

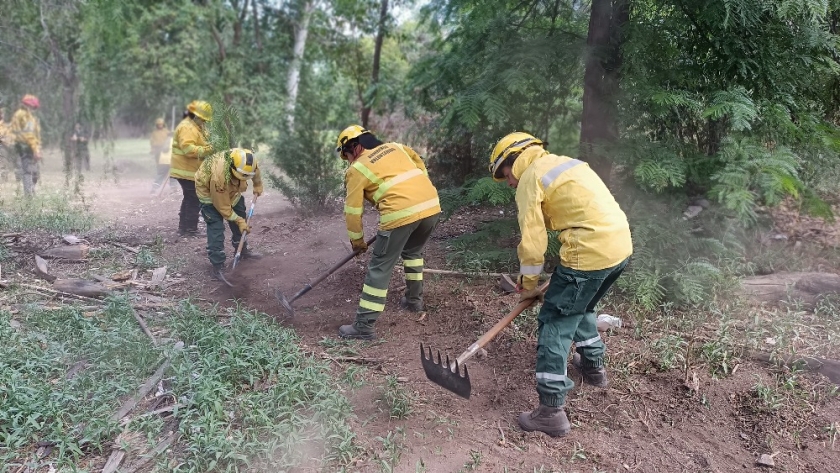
xmin=710 ymin=138 xmax=802 ymax=224
xmin=196 ymin=102 xmax=244 ymax=185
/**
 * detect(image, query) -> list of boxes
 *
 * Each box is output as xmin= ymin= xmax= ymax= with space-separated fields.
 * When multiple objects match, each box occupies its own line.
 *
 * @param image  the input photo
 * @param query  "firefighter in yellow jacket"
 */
xmin=170 ymin=100 xmax=213 ymax=236
xmin=9 ymin=95 xmax=42 ymax=196
xmin=488 ymin=132 xmax=632 ymax=438
xmin=150 ymin=117 xmax=174 ymax=193
xmin=195 ymin=148 xmax=263 ymax=280
xmin=336 ymin=125 xmax=441 ymax=340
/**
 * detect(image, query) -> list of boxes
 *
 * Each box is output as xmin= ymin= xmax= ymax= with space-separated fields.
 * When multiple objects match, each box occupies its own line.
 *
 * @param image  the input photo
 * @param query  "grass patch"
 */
xmin=0 ymin=192 xmax=94 ymax=234
xmin=0 ymin=296 xmax=162 ymax=468
xmin=1 ymin=297 xmax=359 ymax=471
xmin=165 ymin=301 xmax=358 ymax=471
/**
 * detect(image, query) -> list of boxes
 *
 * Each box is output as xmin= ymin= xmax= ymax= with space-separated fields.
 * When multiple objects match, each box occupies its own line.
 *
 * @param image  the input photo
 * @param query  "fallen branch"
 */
xmin=107 ymin=241 xmax=140 ymax=254
xmin=129 ymin=307 xmax=157 ymax=345
xmin=110 ymin=341 xmax=184 ymax=423
xmin=18 ymin=283 xmax=103 ymax=303
xmin=121 ymin=430 xmax=180 ymax=473
xmin=101 ymin=449 xmax=126 ymax=473
xmin=320 ymin=354 xmax=387 ymax=365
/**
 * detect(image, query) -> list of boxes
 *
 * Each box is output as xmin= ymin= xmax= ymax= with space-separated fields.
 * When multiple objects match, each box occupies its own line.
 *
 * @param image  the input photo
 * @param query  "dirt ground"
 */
xmin=5 ymin=148 xmax=840 ymax=472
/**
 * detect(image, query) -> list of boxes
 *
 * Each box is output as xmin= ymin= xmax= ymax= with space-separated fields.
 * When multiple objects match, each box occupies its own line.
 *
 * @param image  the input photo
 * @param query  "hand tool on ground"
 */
xmin=153 ymin=174 xmax=170 ymax=198
xmin=231 ymin=195 xmax=258 ymax=271
xmin=276 ymin=235 xmax=377 ymax=316
xmin=421 ymin=280 xmax=550 ymax=399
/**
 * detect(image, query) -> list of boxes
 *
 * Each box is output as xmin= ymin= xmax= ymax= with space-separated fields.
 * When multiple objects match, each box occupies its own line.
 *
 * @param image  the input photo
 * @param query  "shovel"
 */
xmin=231 ymin=195 xmax=258 ymax=271
xmin=421 ymin=280 xmax=550 ymax=399
xmin=276 ymin=235 xmax=377 ymax=316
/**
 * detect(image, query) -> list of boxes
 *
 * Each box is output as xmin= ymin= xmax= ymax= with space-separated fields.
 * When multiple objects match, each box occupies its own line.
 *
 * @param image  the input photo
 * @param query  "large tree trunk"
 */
xmin=579 ymin=0 xmax=629 ymax=187
xmin=285 ymin=0 xmax=314 ymax=130
xmin=361 ymin=0 xmax=389 ymax=128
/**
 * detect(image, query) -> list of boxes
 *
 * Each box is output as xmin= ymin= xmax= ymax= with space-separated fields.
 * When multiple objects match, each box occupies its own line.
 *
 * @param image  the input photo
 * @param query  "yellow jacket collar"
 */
xmin=511 ymin=146 xmax=549 ymax=179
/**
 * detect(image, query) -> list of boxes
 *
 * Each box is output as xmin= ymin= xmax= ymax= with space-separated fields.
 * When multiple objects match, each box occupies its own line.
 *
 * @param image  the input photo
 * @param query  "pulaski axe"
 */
xmin=421 ymin=280 xmax=550 ymax=399
xmin=276 ymin=235 xmax=377 ymax=316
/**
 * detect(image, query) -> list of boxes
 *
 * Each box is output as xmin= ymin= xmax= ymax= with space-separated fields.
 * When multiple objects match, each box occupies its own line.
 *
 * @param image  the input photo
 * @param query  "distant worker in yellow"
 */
xmin=488 ymin=132 xmax=632 ymax=438
xmin=195 ymin=148 xmax=263 ymax=281
xmin=335 ymin=125 xmax=441 ymax=340
xmin=149 ymin=117 xmax=174 ymax=193
xmin=170 ymin=101 xmax=213 ymax=237
xmin=9 ymin=94 xmax=42 ymax=196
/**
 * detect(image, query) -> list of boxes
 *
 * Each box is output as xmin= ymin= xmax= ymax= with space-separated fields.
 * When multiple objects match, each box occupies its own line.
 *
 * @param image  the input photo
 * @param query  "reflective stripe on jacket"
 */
xmin=513 ymin=147 xmax=632 ymax=290
xmin=344 ymin=142 xmax=439 ymax=239
xmin=170 ymin=117 xmax=211 ymax=180
xmin=195 ymin=153 xmax=263 ymax=221
xmin=10 ymin=108 xmax=41 ymax=154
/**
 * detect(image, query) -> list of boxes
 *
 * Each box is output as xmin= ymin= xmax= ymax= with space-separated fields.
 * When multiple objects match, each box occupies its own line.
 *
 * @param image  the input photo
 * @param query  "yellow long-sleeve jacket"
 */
xmin=195 ymin=153 xmax=263 ymax=222
xmin=9 ymin=108 xmax=41 ymax=154
xmin=170 ymin=117 xmax=211 ymax=180
xmin=344 ymin=142 xmax=440 ymax=240
xmin=513 ymin=147 xmax=632 ymax=290
xmin=150 ymin=128 xmax=170 ymax=150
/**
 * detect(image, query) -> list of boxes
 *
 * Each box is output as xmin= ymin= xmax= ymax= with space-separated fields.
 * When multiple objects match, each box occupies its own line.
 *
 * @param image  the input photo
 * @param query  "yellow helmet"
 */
xmin=230 ymin=148 xmax=257 ymax=180
xmin=488 ymin=132 xmax=544 ymax=181
xmin=155 ymin=118 xmax=165 ymax=126
xmin=335 ymin=125 xmax=370 ymax=158
xmin=189 ymin=100 xmax=213 ymax=122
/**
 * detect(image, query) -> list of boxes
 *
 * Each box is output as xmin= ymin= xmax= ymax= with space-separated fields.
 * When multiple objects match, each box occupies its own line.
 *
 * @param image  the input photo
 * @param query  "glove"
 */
xmin=351 ymin=238 xmax=368 ymax=253
xmin=253 ymin=190 xmax=262 ymax=197
xmin=236 ymin=218 xmax=250 ymax=234
xmin=518 ymin=287 xmax=545 ymax=305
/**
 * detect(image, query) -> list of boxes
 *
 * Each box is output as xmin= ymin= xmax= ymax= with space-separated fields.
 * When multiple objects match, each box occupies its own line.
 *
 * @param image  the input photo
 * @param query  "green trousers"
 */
xmin=200 ymin=198 xmax=246 ymax=266
xmin=353 ymin=213 xmax=440 ymax=333
xmin=535 ymin=258 xmax=629 ymax=407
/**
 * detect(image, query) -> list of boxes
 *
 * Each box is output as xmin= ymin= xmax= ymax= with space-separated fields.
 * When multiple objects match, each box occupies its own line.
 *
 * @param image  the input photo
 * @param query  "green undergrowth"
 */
xmin=165 ymin=301 xmax=358 ymax=472
xmin=0 ymin=191 xmax=94 ymax=234
xmin=0 ymin=296 xmax=162 ymax=468
xmin=0 ymin=297 xmax=358 ymax=471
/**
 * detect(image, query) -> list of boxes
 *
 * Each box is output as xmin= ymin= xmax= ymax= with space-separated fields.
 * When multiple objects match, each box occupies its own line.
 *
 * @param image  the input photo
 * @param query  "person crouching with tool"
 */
xmin=489 ymin=132 xmax=632 ymax=438
xmin=195 ymin=148 xmax=263 ymax=282
xmin=336 ymin=125 xmax=441 ymax=340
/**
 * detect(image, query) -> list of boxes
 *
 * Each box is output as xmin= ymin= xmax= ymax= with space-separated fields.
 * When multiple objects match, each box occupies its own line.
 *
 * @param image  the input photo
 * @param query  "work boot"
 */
xmin=518 ymin=404 xmax=571 ymax=438
xmin=571 ymin=353 xmax=608 ymax=388
xmin=338 ymin=324 xmax=375 ymax=340
xmin=399 ymin=296 xmax=424 ymax=312
xmin=240 ymin=247 xmax=262 ymax=260
xmin=179 ymin=228 xmax=202 ymax=238
xmin=210 ymin=264 xmax=226 ymax=281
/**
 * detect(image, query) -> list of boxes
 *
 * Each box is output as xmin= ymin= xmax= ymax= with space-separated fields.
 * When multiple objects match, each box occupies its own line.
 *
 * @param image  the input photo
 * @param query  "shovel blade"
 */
xmin=274 ymin=290 xmax=295 ymax=316
xmin=420 ymin=343 xmax=471 ymax=399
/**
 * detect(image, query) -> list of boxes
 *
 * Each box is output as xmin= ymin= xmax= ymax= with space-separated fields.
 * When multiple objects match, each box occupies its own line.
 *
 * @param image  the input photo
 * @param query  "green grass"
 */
xmin=0 ymin=296 xmax=162 ymax=468
xmin=165 ymin=301 xmax=358 ymax=471
xmin=0 ymin=191 xmax=94 ymax=234
xmin=0 ymin=297 xmax=360 ymax=471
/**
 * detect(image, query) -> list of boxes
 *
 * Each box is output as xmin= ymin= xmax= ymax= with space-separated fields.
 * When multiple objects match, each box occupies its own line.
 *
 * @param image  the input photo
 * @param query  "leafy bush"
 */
xmin=269 ymin=128 xmax=345 ymax=213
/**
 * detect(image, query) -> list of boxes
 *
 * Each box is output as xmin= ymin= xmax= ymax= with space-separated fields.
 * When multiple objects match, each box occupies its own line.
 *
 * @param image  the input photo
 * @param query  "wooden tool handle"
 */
xmin=291 ymin=235 xmax=377 ymax=302
xmin=455 ymin=280 xmax=551 ymax=366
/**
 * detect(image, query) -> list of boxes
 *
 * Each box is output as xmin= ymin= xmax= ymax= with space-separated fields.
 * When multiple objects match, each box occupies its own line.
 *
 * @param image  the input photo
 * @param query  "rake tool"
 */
xmin=421 ymin=280 xmax=550 ymax=399
xmin=231 ymin=195 xmax=258 ymax=271
xmin=276 ymin=235 xmax=377 ymax=316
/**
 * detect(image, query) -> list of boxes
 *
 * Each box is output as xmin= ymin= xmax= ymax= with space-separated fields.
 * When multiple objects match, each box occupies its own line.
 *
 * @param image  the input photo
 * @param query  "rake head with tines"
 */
xmin=420 ymin=343 xmax=471 ymax=399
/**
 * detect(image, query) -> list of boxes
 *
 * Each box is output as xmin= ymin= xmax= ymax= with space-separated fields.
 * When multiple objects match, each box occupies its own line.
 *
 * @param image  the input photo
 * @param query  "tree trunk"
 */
xmin=361 ymin=0 xmax=389 ymax=128
xmin=579 ymin=0 xmax=628 ymax=187
xmin=740 ymin=272 xmax=840 ymax=309
xmin=285 ymin=0 xmax=314 ymax=130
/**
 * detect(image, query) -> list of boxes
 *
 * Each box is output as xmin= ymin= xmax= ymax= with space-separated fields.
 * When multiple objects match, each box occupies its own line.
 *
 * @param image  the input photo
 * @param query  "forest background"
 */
xmin=2 ymin=0 xmax=840 ymax=306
